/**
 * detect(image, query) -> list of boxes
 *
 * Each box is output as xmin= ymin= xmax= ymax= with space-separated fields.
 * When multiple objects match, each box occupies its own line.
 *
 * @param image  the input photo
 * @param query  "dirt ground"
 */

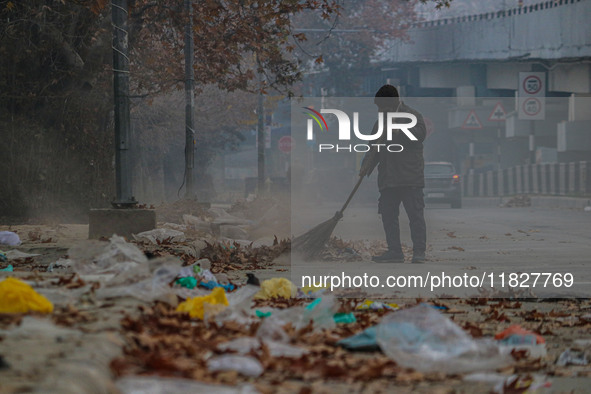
xmin=1 ymin=208 xmax=591 ymax=393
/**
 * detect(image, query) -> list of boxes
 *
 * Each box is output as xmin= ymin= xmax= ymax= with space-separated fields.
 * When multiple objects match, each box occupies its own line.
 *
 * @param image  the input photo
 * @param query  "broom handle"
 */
xmin=339 ymin=175 xmax=364 ymax=215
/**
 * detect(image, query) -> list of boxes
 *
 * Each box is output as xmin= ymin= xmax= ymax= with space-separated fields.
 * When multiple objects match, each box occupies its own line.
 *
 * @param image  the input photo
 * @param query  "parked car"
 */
xmin=424 ymin=162 xmax=462 ymax=208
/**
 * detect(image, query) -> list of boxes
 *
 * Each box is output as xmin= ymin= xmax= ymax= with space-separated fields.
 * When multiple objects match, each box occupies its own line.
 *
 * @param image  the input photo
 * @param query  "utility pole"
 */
xmin=256 ymin=58 xmax=265 ymax=194
xmin=112 ymin=0 xmax=136 ymax=207
xmin=184 ymin=0 xmax=196 ymax=198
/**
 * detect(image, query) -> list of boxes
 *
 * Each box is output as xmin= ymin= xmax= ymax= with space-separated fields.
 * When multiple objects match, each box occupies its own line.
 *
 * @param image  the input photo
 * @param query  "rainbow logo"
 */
xmin=302 ymin=107 xmax=328 ymax=131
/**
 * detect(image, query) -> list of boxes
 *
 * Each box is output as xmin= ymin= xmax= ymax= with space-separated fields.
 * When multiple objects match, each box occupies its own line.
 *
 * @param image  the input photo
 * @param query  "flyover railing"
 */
xmin=412 ymin=0 xmax=584 ymax=29
xmin=462 ymin=161 xmax=591 ymax=197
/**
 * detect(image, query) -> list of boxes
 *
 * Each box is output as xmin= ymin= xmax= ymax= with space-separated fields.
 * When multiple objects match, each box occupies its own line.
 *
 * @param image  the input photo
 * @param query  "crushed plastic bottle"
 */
xmin=376 ymin=303 xmax=510 ymax=373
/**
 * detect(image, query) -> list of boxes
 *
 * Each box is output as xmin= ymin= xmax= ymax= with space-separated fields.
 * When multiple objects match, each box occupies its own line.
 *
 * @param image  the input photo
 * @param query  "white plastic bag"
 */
xmin=69 ymin=235 xmax=147 ymax=274
xmin=376 ymin=304 xmax=510 ymax=374
xmin=0 ymin=231 xmax=21 ymax=246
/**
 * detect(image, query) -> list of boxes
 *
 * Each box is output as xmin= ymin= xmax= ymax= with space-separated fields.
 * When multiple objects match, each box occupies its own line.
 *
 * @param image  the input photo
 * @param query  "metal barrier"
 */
xmin=463 ymin=161 xmax=591 ymax=196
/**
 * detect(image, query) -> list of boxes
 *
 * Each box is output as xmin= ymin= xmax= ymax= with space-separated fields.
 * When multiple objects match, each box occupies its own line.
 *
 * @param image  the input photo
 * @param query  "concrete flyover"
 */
xmin=366 ymin=0 xmax=591 ymax=180
xmin=383 ymin=0 xmax=591 ymax=64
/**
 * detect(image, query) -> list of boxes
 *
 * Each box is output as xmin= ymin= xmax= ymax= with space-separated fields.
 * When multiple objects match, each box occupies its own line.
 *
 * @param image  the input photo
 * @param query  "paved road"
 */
xmin=291 ymin=201 xmax=591 ymax=298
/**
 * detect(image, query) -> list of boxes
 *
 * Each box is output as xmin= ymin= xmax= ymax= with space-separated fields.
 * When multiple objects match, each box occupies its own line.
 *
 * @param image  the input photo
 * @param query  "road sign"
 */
xmin=522 ymin=75 xmax=542 ymax=95
xmin=278 ymin=136 xmax=295 ymax=153
xmin=522 ymin=97 xmax=542 ymax=117
xmin=488 ymin=102 xmax=507 ymax=122
xmin=461 ymin=110 xmax=483 ymax=130
xmin=518 ymin=72 xmax=545 ymax=120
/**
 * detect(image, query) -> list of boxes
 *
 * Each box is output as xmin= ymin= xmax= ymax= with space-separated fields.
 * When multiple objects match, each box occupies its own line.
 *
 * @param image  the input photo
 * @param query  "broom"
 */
xmin=292 ymin=175 xmax=365 ymax=259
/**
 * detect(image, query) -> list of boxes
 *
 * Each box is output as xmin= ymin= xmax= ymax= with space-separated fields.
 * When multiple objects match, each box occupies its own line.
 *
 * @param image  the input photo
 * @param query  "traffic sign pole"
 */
xmin=529 ymin=121 xmax=536 ymax=164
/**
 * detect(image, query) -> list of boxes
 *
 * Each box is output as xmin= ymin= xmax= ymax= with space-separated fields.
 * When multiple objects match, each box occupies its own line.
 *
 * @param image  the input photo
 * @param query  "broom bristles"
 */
xmin=292 ymin=211 xmax=343 ymax=259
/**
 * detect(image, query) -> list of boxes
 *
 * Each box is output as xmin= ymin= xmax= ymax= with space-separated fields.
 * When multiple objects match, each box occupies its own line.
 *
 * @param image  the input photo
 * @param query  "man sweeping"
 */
xmin=360 ymin=85 xmax=427 ymax=264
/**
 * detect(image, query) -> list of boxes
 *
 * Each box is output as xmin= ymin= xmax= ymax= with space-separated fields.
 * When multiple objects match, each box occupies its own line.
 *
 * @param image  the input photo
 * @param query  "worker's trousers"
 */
xmin=378 ymin=187 xmax=426 ymax=254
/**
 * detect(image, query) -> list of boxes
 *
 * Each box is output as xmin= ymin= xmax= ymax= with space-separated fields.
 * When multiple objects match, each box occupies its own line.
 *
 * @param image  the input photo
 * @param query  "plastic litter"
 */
xmin=356 ymin=299 xmax=399 ymax=311
xmin=133 ymin=228 xmax=186 ymax=244
xmin=176 ymin=287 xmax=229 ymax=319
xmin=3 ymin=250 xmax=41 ymax=260
xmin=494 ymin=325 xmax=545 ymax=344
xmin=556 ymin=348 xmax=589 ymax=366
xmin=0 ymin=231 xmax=20 ymax=246
xmin=95 ymin=258 xmax=192 ymax=302
xmin=376 ymin=303 xmax=510 ymax=373
xmin=256 ymin=310 xmax=272 ymax=318
xmin=297 ymin=294 xmax=338 ymax=331
xmin=214 ymin=285 xmax=260 ymax=325
xmin=176 ymin=276 xmax=198 ymax=289
xmin=256 ymin=307 xmax=301 ymax=343
xmin=333 ymin=312 xmax=356 ymax=324
xmin=337 ymin=327 xmax=380 ymax=351
xmin=207 ymin=355 xmax=263 ymax=377
xmin=218 ymin=337 xmax=261 ymax=354
xmin=199 ymin=280 xmax=235 ymax=292
xmin=492 ymin=374 xmax=551 ymax=394
xmin=495 ymin=325 xmax=547 ymax=359
xmin=264 ymin=340 xmax=309 ymax=358
xmin=0 ymin=264 xmax=13 ymax=272
xmin=496 ymin=337 xmax=547 ymax=359
xmin=200 ymin=269 xmax=217 ymax=283
xmin=0 ymin=277 xmax=53 ymax=314
xmin=0 ymin=251 xmax=6 ymax=262
xmin=116 ymin=376 xmax=258 ymax=394
xmin=254 ymin=277 xmax=297 ymax=300
xmin=69 ymin=235 xmax=147 ymax=274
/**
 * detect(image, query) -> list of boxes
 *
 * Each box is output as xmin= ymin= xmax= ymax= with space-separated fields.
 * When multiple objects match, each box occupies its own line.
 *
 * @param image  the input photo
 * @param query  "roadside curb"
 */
xmin=463 ymin=196 xmax=591 ymax=209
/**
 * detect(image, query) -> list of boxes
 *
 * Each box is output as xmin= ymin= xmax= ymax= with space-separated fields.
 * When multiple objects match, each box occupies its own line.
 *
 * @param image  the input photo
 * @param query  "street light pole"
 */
xmin=256 ymin=57 xmax=265 ymax=194
xmin=111 ymin=0 xmax=136 ymax=207
xmin=184 ymin=0 xmax=196 ymax=199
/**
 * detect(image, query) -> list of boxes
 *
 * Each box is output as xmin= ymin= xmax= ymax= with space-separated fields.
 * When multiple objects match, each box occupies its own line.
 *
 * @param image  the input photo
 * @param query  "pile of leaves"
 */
xmin=110 ymin=299 xmax=405 ymax=388
xmin=110 ymin=296 xmax=591 ymax=390
xmin=319 ymin=238 xmax=413 ymax=262
xmin=199 ymin=238 xmax=290 ymax=273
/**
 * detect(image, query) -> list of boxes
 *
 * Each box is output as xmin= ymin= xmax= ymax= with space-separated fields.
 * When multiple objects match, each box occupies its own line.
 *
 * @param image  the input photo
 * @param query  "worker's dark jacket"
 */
xmin=362 ymin=102 xmax=427 ymax=190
